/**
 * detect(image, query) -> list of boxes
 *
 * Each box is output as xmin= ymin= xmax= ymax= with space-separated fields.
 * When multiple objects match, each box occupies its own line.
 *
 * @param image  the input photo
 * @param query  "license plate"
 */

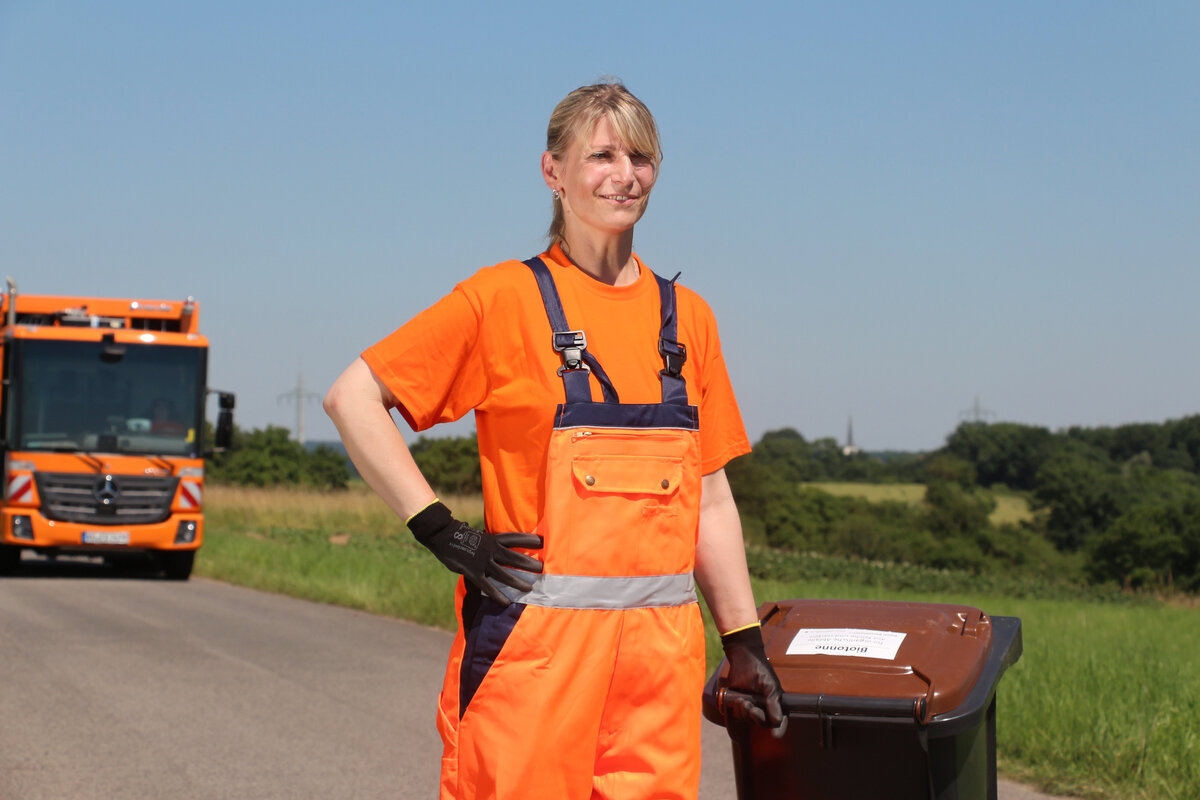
xmin=82 ymin=531 xmax=131 ymax=545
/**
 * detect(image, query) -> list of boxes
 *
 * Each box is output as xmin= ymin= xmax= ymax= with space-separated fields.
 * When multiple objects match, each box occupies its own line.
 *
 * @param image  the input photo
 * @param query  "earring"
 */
xmin=552 ymin=189 xmax=561 ymax=201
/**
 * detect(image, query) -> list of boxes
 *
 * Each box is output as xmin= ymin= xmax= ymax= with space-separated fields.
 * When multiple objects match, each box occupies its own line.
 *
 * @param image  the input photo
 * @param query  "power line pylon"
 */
xmin=278 ymin=372 xmax=321 ymax=444
xmin=960 ymin=396 xmax=996 ymax=424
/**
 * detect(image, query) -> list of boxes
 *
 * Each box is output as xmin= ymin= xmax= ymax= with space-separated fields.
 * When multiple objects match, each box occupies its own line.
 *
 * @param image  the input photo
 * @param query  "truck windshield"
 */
xmin=14 ymin=339 xmax=206 ymax=457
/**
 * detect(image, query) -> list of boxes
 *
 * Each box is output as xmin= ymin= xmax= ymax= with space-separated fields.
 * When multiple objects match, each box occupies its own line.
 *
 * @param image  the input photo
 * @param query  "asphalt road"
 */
xmin=0 ymin=558 xmax=1063 ymax=799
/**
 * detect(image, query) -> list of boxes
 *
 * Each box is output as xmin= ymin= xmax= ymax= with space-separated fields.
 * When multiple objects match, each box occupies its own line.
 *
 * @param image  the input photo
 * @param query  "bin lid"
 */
xmin=754 ymin=599 xmax=995 ymax=723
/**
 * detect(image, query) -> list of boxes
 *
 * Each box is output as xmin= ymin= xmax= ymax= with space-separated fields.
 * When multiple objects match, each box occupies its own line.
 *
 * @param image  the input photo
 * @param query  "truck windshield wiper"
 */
xmin=76 ymin=452 xmax=105 ymax=471
xmin=120 ymin=447 xmax=192 ymax=457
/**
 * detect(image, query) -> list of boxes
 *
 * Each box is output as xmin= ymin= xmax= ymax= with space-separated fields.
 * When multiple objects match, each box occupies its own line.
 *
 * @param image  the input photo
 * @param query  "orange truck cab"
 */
xmin=0 ymin=279 xmax=234 ymax=579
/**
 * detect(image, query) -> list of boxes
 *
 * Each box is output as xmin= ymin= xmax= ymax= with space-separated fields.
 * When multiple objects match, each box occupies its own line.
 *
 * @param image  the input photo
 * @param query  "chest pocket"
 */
xmin=572 ymin=454 xmax=683 ymax=497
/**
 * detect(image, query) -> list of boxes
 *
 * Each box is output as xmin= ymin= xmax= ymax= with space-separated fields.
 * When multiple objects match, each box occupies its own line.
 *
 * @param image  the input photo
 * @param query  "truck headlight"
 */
xmin=12 ymin=515 xmax=33 ymax=541
xmin=174 ymin=520 xmax=198 ymax=544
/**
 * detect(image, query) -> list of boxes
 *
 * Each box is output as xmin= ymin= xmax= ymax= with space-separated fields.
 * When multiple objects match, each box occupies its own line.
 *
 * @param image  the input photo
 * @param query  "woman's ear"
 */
xmin=541 ymin=150 xmax=559 ymax=191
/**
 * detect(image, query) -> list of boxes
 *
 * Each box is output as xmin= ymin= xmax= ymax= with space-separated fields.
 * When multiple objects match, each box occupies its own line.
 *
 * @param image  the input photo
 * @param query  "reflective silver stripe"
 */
xmin=495 ymin=570 xmax=697 ymax=610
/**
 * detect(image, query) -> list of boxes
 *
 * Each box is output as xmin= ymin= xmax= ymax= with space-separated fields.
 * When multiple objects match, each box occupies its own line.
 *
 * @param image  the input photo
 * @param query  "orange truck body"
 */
xmin=0 ymin=287 xmax=232 ymax=579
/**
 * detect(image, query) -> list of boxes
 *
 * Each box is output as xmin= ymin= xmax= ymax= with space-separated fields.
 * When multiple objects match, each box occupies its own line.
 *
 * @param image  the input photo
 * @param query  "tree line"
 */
xmin=206 ymin=425 xmax=480 ymax=494
xmin=941 ymin=417 xmax=1200 ymax=590
xmin=727 ymin=418 xmax=1200 ymax=592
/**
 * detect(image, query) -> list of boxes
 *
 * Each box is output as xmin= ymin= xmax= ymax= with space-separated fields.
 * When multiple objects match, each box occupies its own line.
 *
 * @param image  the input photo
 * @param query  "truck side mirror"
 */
xmin=212 ymin=391 xmax=235 ymax=451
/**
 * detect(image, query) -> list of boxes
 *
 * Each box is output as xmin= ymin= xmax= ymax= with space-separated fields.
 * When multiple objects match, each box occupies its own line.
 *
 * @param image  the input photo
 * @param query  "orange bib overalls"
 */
xmin=435 ymin=259 xmax=706 ymax=800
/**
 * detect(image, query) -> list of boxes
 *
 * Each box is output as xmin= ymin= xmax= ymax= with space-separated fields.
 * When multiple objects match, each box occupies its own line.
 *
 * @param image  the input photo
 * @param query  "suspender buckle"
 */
xmin=553 ymin=330 xmax=589 ymax=373
xmin=659 ymin=337 xmax=687 ymax=378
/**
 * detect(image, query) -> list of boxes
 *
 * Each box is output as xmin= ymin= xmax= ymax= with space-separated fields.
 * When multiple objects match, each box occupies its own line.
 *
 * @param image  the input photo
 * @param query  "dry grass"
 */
xmin=205 ymin=483 xmax=486 ymax=533
xmin=805 ymin=482 xmax=926 ymax=505
xmin=990 ymin=493 xmax=1036 ymax=526
xmin=803 ymin=481 xmax=1035 ymax=526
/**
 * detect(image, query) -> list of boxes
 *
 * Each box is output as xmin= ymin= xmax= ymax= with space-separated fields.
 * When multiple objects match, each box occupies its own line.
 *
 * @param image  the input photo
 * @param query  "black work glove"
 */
xmin=722 ymin=625 xmax=788 ymax=738
xmin=407 ymin=501 xmax=543 ymax=607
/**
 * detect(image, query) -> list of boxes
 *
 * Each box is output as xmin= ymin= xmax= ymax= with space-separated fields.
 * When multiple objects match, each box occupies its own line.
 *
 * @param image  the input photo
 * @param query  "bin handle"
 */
xmin=714 ymin=686 xmax=776 ymax=723
xmin=717 ymin=688 xmax=926 ymax=724
xmin=715 ymin=687 xmax=779 ymax=724
xmin=715 ymin=686 xmax=730 ymax=718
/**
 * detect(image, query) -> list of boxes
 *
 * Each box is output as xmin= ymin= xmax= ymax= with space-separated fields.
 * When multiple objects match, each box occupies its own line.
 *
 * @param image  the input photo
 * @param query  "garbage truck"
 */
xmin=0 ymin=279 xmax=234 ymax=579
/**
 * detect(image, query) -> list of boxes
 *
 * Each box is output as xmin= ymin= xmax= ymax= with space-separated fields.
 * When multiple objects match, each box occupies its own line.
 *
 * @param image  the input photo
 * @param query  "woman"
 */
xmin=324 ymin=81 xmax=784 ymax=800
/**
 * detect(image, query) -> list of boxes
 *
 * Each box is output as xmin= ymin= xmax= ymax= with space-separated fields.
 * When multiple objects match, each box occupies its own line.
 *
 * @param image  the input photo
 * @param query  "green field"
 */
xmin=805 ymin=481 xmax=1035 ymax=526
xmin=201 ymin=486 xmax=1197 ymax=800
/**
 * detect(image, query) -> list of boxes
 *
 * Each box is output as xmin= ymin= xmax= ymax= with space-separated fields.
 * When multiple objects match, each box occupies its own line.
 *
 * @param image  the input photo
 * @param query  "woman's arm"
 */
xmin=322 ymin=357 xmax=437 ymax=520
xmin=695 ymin=468 xmax=788 ymax=736
xmin=323 ymin=357 xmax=543 ymax=605
xmin=694 ymin=468 xmax=759 ymax=633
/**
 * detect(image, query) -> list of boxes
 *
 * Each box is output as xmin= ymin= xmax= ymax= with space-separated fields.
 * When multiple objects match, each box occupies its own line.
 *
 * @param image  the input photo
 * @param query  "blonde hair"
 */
xmin=545 ymin=81 xmax=662 ymax=248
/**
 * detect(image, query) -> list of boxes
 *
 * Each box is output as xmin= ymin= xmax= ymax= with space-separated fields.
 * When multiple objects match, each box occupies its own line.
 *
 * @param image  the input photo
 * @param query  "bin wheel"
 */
xmin=160 ymin=550 xmax=195 ymax=581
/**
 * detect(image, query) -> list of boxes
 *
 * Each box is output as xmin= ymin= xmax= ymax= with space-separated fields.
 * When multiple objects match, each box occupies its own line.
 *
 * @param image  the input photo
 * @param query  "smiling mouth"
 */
xmin=602 ymin=194 xmax=638 ymax=202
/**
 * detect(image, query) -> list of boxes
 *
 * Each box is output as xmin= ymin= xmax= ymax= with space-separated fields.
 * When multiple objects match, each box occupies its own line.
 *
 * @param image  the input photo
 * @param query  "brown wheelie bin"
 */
xmin=703 ymin=599 xmax=1022 ymax=800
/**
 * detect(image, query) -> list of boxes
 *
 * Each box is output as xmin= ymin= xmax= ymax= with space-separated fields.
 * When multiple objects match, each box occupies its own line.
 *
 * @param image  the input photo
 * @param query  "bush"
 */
xmin=409 ymin=434 xmax=483 ymax=495
xmin=209 ymin=426 xmax=350 ymax=490
xmin=1087 ymin=491 xmax=1200 ymax=591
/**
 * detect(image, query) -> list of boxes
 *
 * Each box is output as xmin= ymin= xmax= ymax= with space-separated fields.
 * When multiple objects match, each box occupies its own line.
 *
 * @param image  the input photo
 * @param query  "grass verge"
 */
xmin=200 ymin=485 xmax=1197 ymax=800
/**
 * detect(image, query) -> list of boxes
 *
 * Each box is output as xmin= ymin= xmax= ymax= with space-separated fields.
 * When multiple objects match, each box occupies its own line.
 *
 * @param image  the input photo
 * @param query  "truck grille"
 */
xmin=33 ymin=472 xmax=180 ymax=526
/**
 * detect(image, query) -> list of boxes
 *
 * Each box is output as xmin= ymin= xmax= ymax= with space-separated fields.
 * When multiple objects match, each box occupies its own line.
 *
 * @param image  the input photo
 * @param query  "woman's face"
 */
xmin=547 ymin=115 xmax=657 ymax=241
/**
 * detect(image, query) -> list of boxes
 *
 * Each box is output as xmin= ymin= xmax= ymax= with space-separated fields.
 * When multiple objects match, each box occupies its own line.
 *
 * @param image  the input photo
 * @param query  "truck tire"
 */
xmin=0 ymin=544 xmax=21 ymax=575
xmin=159 ymin=550 xmax=195 ymax=581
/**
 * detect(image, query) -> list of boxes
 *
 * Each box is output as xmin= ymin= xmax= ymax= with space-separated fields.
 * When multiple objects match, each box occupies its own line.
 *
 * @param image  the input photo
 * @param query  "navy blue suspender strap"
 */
xmin=655 ymin=271 xmax=689 ymax=407
xmin=523 ymin=256 xmax=690 ymax=407
xmin=524 ymin=257 xmax=620 ymax=404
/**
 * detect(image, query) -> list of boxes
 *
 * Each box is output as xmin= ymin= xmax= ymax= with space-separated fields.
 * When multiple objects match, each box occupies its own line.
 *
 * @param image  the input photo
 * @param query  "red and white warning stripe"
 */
xmin=7 ymin=474 xmax=32 ymax=504
xmin=179 ymin=481 xmax=202 ymax=510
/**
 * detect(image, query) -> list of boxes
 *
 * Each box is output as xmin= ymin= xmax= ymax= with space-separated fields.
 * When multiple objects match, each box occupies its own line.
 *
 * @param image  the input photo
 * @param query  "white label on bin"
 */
xmin=786 ymin=628 xmax=907 ymax=660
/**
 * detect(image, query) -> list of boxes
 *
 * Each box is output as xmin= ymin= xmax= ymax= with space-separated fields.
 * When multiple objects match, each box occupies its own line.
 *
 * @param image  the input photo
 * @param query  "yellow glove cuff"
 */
xmin=404 ymin=497 xmax=441 ymax=526
xmin=720 ymin=621 xmax=762 ymax=638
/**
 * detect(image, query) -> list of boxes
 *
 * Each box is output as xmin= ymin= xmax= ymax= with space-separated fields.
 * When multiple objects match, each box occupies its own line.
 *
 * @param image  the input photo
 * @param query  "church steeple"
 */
xmin=843 ymin=415 xmax=860 ymax=456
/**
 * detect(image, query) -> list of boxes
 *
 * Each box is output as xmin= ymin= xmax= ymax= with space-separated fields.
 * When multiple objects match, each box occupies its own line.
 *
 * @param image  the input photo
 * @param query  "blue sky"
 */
xmin=2 ymin=1 xmax=1197 ymax=451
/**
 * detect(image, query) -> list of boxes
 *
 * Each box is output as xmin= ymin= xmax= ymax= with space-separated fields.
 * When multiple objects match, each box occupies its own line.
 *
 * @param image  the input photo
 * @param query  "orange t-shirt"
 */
xmin=362 ymin=245 xmax=750 ymax=533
